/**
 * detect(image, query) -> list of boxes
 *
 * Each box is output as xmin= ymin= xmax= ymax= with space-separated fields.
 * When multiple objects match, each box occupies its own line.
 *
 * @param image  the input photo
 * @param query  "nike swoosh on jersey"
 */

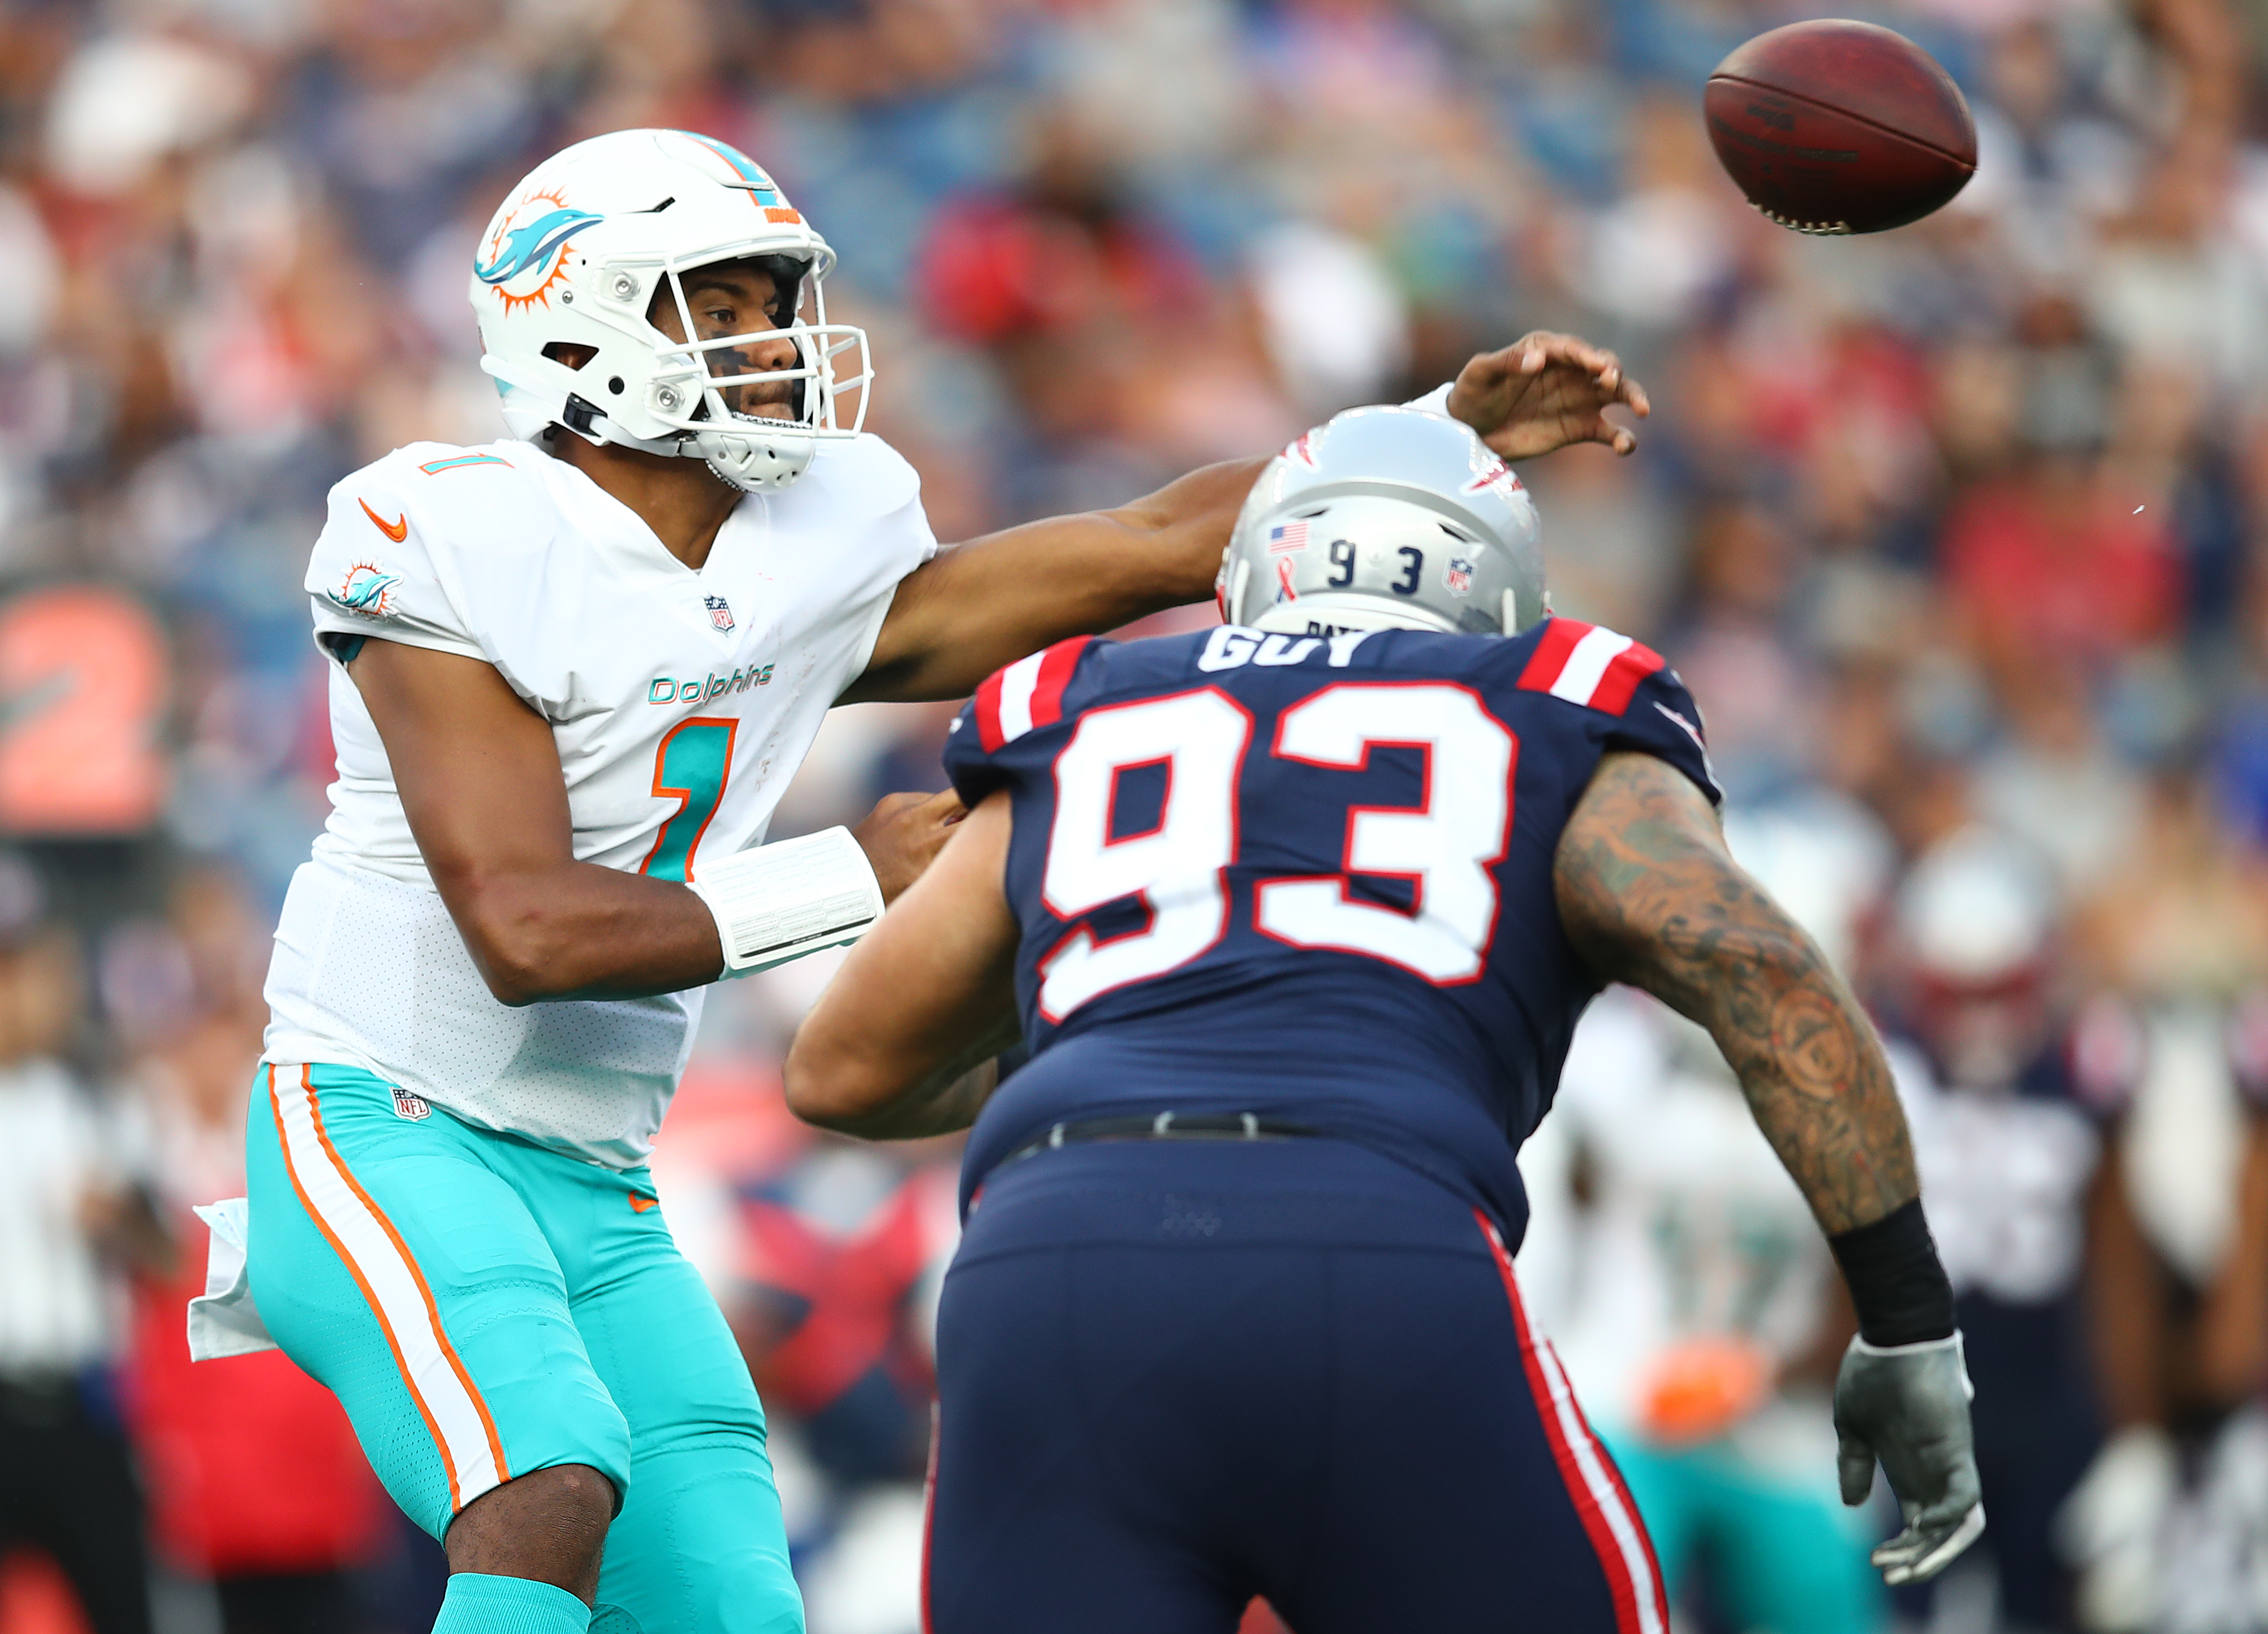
xmin=629 ymin=1192 xmax=660 ymax=1213
xmin=359 ymin=498 xmax=408 ymax=542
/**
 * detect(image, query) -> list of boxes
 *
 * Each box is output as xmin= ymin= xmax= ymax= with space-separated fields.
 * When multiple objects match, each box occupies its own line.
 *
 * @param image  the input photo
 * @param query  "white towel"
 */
xmin=185 ymin=1197 xmax=279 ymax=1360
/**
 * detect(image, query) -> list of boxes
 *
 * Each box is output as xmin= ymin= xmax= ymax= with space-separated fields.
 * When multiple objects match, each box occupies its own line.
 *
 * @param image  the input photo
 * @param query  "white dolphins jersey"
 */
xmin=262 ymin=434 xmax=937 ymax=1167
xmin=1547 ymin=991 xmax=1834 ymax=1435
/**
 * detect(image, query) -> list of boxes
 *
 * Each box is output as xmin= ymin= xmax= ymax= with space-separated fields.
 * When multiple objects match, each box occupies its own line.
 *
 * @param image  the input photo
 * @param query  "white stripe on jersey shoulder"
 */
xmin=993 ymin=649 xmax=1048 ymax=744
xmin=1549 ymin=626 xmax=1636 ymax=705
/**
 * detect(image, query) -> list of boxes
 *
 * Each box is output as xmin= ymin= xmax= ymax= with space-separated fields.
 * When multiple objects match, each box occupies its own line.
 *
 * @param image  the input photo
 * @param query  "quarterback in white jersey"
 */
xmin=199 ymin=126 xmax=1652 ymax=1634
xmin=268 ymin=426 xmax=935 ymax=1167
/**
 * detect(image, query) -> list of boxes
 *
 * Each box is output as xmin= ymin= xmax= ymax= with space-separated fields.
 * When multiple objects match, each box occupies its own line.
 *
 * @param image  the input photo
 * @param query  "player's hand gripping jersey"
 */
xmin=943 ymin=615 xmax=1720 ymax=1240
xmin=264 ymin=434 xmax=935 ymax=1166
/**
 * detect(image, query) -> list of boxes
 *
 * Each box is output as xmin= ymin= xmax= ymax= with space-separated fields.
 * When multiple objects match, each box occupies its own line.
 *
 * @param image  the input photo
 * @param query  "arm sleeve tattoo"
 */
xmin=1552 ymin=752 xmax=1920 ymax=1235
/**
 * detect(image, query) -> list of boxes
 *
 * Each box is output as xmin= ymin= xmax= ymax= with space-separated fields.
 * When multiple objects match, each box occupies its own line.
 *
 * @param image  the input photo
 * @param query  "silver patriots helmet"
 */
xmin=1218 ymin=406 xmax=1546 ymax=638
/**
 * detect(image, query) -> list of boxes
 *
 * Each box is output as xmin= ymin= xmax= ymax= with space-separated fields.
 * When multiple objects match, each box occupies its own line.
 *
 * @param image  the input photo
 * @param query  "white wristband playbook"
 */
xmin=689 ymin=825 xmax=885 ymax=976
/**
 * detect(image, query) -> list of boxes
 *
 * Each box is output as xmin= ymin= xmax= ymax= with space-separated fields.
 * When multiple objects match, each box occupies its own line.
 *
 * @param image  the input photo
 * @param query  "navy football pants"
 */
xmin=926 ymin=1137 xmax=1667 ymax=1634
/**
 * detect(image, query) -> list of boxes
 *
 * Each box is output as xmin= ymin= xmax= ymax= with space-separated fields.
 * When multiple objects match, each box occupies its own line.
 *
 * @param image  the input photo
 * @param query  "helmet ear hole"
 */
xmin=541 ymin=340 xmax=598 ymax=370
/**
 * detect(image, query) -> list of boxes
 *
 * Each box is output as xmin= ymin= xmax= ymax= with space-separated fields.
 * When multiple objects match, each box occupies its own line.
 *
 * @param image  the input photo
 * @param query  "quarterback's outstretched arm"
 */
xmin=783 ymin=791 xmax=1021 ymax=1137
xmin=1555 ymin=751 xmax=1984 ymax=1586
xmin=844 ymin=334 xmax=1648 ymax=704
xmin=344 ymin=639 xmax=961 ymax=1004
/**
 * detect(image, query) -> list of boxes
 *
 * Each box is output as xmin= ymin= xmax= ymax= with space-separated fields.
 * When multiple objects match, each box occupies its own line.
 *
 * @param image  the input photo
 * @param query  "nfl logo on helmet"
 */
xmin=705 ymin=594 xmax=735 ymax=632
xmin=1445 ymin=558 xmax=1475 ymax=597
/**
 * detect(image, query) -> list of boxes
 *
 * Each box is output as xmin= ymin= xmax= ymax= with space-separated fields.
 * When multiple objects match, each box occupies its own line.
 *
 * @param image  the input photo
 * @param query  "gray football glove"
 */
xmin=1834 ymin=1331 xmax=1986 ymax=1585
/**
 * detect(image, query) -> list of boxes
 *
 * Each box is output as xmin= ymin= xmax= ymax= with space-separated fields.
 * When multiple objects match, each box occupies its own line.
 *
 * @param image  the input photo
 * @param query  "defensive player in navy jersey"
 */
xmin=784 ymin=407 xmax=1983 ymax=1634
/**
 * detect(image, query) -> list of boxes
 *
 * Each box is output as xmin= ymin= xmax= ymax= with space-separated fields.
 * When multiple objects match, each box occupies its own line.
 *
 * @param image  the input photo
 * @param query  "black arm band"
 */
xmin=1827 ymin=1198 xmax=1956 ymax=1347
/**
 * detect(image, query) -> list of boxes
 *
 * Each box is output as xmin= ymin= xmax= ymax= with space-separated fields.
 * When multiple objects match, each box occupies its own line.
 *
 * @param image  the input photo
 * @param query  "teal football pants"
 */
xmin=244 ymin=1062 xmax=802 ymax=1634
xmin=1602 ymin=1423 xmax=1883 ymax=1634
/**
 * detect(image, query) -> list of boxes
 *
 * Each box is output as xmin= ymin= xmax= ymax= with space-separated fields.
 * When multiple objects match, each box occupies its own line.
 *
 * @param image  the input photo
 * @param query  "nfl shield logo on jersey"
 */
xmin=705 ymin=594 xmax=735 ymax=632
xmin=1445 ymin=557 xmax=1475 ymax=597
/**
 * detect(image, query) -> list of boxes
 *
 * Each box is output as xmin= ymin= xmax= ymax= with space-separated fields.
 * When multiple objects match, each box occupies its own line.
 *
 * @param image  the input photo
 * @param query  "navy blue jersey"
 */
xmin=943 ymin=618 xmax=1720 ymax=1244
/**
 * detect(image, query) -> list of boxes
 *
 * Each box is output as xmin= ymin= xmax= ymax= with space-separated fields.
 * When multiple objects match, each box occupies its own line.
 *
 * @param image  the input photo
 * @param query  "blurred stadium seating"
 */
xmin=0 ymin=0 xmax=2265 ymax=1629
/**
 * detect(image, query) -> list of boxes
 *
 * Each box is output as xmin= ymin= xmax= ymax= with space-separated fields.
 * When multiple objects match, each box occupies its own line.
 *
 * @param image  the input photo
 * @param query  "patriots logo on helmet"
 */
xmin=1445 ymin=557 xmax=1475 ymax=597
xmin=1461 ymin=454 xmax=1524 ymax=501
xmin=328 ymin=561 xmax=401 ymax=619
xmin=476 ymin=187 xmax=604 ymax=313
xmin=705 ymin=594 xmax=735 ymax=632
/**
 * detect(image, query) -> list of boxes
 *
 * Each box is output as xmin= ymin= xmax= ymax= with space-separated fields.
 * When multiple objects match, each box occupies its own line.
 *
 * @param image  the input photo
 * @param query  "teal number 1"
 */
xmin=640 ymin=718 xmax=738 ymax=883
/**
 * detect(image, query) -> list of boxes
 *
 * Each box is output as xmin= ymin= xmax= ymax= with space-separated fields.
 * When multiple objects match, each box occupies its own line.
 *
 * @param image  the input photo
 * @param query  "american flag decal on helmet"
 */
xmin=705 ymin=594 xmax=735 ymax=632
xmin=1267 ymin=520 xmax=1309 ymax=554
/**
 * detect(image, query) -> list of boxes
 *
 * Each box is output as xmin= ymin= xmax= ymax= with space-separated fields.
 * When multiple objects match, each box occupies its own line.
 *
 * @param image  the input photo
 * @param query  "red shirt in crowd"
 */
xmin=124 ymin=1242 xmax=387 ymax=1579
xmin=1943 ymin=472 xmax=2183 ymax=663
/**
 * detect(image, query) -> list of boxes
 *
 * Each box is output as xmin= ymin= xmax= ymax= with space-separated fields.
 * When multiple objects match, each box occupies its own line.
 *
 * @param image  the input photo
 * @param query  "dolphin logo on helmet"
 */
xmin=475 ymin=206 xmax=606 ymax=289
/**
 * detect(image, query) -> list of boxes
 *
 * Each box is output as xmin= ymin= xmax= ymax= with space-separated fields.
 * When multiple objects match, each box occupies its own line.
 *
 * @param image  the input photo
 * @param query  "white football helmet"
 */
xmin=469 ymin=128 xmax=870 ymax=492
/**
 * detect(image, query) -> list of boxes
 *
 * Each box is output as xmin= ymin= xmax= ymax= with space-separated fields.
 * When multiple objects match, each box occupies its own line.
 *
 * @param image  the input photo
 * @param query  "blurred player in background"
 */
xmin=1872 ymin=827 xmax=2107 ymax=1631
xmin=2060 ymin=775 xmax=2268 ymax=1634
xmin=0 ymin=868 xmax=171 ymax=1634
xmin=787 ymin=406 xmax=1984 ymax=1634
xmin=187 ymin=128 xmax=1647 ymax=1634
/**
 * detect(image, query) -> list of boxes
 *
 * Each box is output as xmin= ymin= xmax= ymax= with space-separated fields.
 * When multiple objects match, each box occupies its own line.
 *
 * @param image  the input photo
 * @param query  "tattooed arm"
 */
xmin=1552 ymin=751 xmax=1917 ymax=1234
xmin=1562 ymin=753 xmax=1982 ymax=1589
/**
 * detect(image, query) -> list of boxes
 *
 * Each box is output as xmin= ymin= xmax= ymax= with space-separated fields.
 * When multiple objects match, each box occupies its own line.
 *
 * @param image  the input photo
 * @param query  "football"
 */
xmin=1704 ymin=19 xmax=1977 ymax=235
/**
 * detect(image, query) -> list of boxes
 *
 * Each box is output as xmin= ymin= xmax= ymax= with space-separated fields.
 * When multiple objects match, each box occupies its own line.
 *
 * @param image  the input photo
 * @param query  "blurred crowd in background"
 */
xmin=1 ymin=0 xmax=2267 ymax=1631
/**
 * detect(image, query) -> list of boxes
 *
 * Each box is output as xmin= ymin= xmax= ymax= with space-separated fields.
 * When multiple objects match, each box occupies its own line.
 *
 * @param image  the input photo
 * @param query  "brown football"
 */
xmin=1705 ymin=19 xmax=1977 ymax=235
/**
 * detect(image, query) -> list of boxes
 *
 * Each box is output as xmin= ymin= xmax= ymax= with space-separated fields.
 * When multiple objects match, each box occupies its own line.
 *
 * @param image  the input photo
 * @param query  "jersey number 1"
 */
xmin=641 ymin=718 xmax=736 ymax=883
xmin=1038 ymin=683 xmax=1516 ymax=1021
